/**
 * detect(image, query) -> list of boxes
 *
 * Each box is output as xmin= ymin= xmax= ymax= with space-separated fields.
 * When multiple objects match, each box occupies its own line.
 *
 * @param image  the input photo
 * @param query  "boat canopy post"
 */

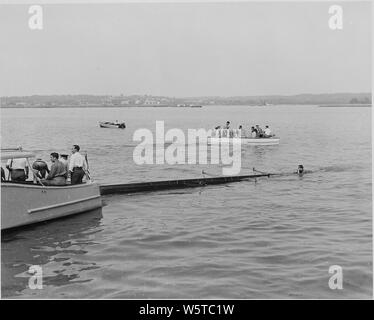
xmin=84 ymin=152 xmax=92 ymax=181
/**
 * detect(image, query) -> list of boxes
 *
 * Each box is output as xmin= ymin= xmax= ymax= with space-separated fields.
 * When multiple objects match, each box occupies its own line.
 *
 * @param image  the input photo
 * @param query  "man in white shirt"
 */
xmin=69 ymin=145 xmax=87 ymax=184
xmin=6 ymin=158 xmax=29 ymax=181
xmin=264 ymin=125 xmax=272 ymax=137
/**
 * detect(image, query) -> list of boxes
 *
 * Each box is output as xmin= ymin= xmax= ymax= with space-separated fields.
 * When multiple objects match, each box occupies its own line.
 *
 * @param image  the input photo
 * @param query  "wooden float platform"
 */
xmin=99 ymin=173 xmax=273 ymax=196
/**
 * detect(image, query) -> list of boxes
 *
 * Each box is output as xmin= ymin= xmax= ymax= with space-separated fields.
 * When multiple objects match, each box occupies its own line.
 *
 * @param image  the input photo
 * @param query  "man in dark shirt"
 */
xmin=41 ymin=153 xmax=67 ymax=186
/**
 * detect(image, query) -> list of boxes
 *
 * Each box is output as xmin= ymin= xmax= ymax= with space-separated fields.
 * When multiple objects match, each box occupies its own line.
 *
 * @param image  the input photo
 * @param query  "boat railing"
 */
xmin=211 ymin=129 xmax=243 ymax=138
xmin=210 ymin=129 xmax=277 ymax=139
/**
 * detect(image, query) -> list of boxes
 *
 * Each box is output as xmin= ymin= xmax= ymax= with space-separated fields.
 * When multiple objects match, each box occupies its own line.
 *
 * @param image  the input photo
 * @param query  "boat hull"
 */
xmin=208 ymin=137 xmax=280 ymax=146
xmin=1 ymin=182 xmax=102 ymax=230
xmin=99 ymin=122 xmax=125 ymax=129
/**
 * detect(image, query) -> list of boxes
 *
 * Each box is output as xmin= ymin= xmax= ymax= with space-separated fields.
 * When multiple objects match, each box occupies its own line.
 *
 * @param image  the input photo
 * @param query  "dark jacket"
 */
xmin=46 ymin=160 xmax=66 ymax=180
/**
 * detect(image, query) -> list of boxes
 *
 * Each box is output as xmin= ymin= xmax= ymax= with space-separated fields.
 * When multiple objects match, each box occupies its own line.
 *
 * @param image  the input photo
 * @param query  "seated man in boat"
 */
xmin=32 ymin=158 xmax=50 ymax=179
xmin=238 ymin=125 xmax=248 ymax=138
xmin=255 ymin=125 xmax=264 ymax=138
xmin=213 ymin=126 xmax=221 ymax=137
xmin=251 ymin=126 xmax=257 ymax=138
xmin=238 ymin=125 xmax=243 ymax=137
xmin=263 ymin=125 xmax=273 ymax=138
xmin=42 ymin=153 xmax=67 ymax=186
xmin=6 ymin=157 xmax=29 ymax=182
xmin=69 ymin=145 xmax=87 ymax=185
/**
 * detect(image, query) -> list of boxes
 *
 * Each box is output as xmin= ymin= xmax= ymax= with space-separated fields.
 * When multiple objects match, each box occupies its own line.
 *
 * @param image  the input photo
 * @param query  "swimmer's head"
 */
xmin=297 ymin=165 xmax=304 ymax=174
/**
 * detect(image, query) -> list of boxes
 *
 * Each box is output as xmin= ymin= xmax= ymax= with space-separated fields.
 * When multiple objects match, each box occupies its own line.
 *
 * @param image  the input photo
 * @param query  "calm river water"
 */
xmin=1 ymin=105 xmax=372 ymax=298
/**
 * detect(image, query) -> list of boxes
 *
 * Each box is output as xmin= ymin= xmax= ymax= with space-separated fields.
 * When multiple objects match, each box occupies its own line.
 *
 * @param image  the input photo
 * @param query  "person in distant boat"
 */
xmin=6 ymin=157 xmax=29 ymax=181
xmin=214 ymin=126 xmax=221 ymax=137
xmin=42 ymin=153 xmax=67 ymax=186
xmin=238 ymin=125 xmax=243 ymax=138
xmin=59 ymin=154 xmax=69 ymax=179
xmin=238 ymin=125 xmax=248 ymax=138
xmin=251 ymin=126 xmax=257 ymax=138
xmin=263 ymin=125 xmax=273 ymax=138
xmin=69 ymin=145 xmax=87 ymax=185
xmin=1 ymin=167 xmax=5 ymax=181
xmin=255 ymin=125 xmax=263 ymax=138
xmin=32 ymin=158 xmax=50 ymax=180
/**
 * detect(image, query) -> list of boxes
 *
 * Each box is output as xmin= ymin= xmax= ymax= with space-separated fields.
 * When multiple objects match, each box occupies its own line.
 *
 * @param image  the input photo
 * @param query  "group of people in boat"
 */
xmin=214 ymin=121 xmax=274 ymax=138
xmin=1 ymin=144 xmax=88 ymax=186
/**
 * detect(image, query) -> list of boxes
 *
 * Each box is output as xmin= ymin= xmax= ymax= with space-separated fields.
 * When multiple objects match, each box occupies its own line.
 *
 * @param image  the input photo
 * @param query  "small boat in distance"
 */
xmin=177 ymin=104 xmax=203 ymax=108
xmin=1 ymin=148 xmax=102 ymax=230
xmin=99 ymin=121 xmax=126 ymax=129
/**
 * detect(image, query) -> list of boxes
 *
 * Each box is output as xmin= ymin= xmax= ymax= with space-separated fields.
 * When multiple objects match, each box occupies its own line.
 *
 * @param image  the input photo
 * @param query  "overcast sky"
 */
xmin=0 ymin=2 xmax=371 ymax=97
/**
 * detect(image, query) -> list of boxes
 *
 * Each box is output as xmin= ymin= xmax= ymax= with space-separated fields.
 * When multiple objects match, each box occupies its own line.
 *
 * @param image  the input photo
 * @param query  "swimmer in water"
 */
xmin=297 ymin=165 xmax=304 ymax=175
xmin=295 ymin=165 xmax=313 ymax=176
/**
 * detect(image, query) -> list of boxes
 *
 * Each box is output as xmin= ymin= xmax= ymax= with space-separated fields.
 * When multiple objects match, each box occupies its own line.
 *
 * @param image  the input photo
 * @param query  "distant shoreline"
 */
xmin=1 ymin=104 xmax=182 ymax=109
xmin=1 ymin=92 xmax=371 ymax=109
xmin=0 ymin=103 xmax=372 ymax=109
xmin=318 ymin=104 xmax=371 ymax=108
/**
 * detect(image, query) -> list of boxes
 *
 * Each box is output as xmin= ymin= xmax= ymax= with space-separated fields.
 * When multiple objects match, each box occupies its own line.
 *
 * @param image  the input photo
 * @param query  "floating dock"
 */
xmin=99 ymin=173 xmax=273 ymax=196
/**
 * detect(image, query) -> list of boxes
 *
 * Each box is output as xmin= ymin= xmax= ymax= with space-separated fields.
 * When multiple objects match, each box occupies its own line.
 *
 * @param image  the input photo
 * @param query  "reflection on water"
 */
xmin=1 ymin=209 xmax=103 ymax=297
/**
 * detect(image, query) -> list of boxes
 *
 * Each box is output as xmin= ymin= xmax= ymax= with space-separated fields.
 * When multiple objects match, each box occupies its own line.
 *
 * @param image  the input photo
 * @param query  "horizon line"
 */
xmin=1 ymin=91 xmax=372 ymax=99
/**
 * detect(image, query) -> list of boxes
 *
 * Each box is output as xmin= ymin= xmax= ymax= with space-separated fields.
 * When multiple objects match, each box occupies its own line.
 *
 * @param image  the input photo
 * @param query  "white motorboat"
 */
xmin=208 ymin=129 xmax=280 ymax=146
xmin=1 ymin=149 xmax=102 ymax=230
xmin=99 ymin=121 xmax=126 ymax=129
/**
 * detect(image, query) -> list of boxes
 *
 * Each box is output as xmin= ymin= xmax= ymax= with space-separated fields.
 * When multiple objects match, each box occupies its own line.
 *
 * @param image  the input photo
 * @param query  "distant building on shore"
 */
xmin=144 ymin=99 xmax=160 ymax=105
